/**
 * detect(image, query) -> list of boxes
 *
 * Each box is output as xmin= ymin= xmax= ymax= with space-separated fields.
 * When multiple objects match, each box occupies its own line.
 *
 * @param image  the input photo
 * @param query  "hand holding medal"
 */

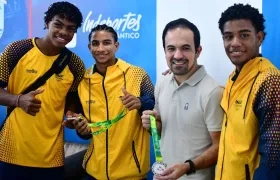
xmin=150 ymin=115 xmax=167 ymax=176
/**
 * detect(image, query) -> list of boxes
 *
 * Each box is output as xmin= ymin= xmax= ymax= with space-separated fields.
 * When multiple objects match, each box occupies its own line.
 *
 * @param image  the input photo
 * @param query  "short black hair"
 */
xmin=44 ymin=1 xmax=83 ymax=29
xmin=88 ymin=24 xmax=118 ymax=42
xmin=162 ymin=18 xmax=200 ymax=52
xmin=218 ymin=3 xmax=266 ymax=39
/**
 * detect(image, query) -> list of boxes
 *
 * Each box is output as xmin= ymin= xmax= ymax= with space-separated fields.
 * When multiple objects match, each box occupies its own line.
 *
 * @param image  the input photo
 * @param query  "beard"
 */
xmin=170 ymin=58 xmax=189 ymax=75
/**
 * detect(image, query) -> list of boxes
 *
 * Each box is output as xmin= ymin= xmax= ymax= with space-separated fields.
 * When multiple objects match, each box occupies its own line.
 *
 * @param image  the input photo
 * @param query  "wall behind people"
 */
xmin=0 ymin=0 xmax=279 ymax=159
xmin=156 ymin=0 xmax=263 ymax=85
xmin=262 ymin=0 xmax=280 ymax=68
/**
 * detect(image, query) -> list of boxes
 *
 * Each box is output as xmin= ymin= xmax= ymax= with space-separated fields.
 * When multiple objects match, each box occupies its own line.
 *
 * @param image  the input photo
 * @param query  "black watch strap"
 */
xmin=184 ymin=160 xmax=196 ymax=175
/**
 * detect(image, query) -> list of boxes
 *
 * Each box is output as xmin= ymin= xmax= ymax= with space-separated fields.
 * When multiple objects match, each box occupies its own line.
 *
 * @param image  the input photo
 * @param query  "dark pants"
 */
xmin=64 ymin=149 xmax=87 ymax=180
xmin=0 ymin=161 xmax=63 ymax=180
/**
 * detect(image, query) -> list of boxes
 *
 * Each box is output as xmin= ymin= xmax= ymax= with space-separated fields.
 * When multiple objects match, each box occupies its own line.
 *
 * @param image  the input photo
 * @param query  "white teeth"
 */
xmin=172 ymin=61 xmax=185 ymax=65
xmin=232 ymin=51 xmax=242 ymax=54
xmin=57 ymin=37 xmax=66 ymax=41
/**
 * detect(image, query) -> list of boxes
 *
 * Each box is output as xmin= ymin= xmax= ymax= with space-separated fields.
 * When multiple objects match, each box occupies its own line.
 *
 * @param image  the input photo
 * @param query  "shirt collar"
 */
xmin=171 ymin=65 xmax=207 ymax=87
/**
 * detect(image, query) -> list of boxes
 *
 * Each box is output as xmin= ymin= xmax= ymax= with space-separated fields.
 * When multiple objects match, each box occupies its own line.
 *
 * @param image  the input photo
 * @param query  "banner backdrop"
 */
xmin=262 ymin=0 xmax=280 ymax=68
xmin=0 ymin=0 xmax=28 ymax=52
xmin=31 ymin=0 xmax=156 ymax=78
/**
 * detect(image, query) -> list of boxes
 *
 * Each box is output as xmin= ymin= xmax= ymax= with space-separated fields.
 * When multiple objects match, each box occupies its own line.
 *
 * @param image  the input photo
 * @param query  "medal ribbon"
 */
xmin=87 ymin=65 xmax=127 ymax=136
xmin=88 ymin=108 xmax=127 ymax=136
xmin=150 ymin=115 xmax=163 ymax=162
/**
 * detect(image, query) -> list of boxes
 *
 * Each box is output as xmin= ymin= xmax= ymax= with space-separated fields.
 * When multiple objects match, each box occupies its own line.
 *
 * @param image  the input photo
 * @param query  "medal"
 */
xmin=150 ymin=115 xmax=167 ymax=175
xmin=152 ymin=161 xmax=167 ymax=176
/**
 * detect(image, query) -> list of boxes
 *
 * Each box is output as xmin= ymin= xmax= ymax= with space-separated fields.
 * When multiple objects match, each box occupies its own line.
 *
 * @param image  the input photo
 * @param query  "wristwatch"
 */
xmin=184 ymin=160 xmax=196 ymax=175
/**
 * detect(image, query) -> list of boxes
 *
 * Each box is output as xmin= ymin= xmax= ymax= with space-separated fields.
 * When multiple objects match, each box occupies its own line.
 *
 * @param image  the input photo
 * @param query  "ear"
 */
xmin=257 ymin=31 xmax=264 ymax=47
xmin=45 ymin=23 xmax=49 ymax=29
xmin=195 ymin=45 xmax=202 ymax=59
xmin=88 ymin=43 xmax=91 ymax=51
xmin=115 ymin=42 xmax=120 ymax=52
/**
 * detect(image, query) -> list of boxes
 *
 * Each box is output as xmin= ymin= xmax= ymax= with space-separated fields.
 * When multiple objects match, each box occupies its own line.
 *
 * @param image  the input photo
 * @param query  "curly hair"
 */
xmin=88 ymin=24 xmax=118 ymax=42
xmin=218 ymin=3 xmax=266 ymax=39
xmin=162 ymin=18 xmax=200 ymax=52
xmin=44 ymin=1 xmax=83 ymax=29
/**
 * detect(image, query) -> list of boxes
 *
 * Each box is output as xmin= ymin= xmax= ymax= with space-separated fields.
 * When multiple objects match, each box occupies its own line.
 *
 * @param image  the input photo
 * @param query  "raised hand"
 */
xmin=18 ymin=89 xmax=44 ymax=116
xmin=120 ymin=87 xmax=141 ymax=111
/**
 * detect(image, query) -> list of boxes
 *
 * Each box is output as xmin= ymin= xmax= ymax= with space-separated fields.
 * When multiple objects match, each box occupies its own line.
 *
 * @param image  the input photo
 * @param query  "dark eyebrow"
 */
xmin=166 ymin=45 xmax=175 ymax=48
xmin=91 ymin=39 xmax=112 ymax=43
xmin=54 ymin=19 xmax=76 ymax=28
xmin=166 ymin=44 xmax=191 ymax=48
xmin=91 ymin=40 xmax=99 ymax=43
xmin=223 ymin=31 xmax=232 ymax=35
xmin=223 ymin=29 xmax=252 ymax=35
xmin=182 ymin=44 xmax=191 ymax=48
xmin=54 ymin=19 xmax=63 ymax=24
xmin=238 ymin=29 xmax=252 ymax=33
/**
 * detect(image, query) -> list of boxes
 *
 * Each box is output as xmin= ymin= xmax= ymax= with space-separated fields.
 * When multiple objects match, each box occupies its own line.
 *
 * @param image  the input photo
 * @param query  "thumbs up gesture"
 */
xmin=120 ymin=87 xmax=141 ymax=111
xmin=18 ymin=89 xmax=44 ymax=116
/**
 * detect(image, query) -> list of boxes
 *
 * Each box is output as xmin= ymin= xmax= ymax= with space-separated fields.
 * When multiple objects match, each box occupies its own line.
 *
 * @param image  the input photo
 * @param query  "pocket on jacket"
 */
xmin=132 ymin=140 xmax=141 ymax=173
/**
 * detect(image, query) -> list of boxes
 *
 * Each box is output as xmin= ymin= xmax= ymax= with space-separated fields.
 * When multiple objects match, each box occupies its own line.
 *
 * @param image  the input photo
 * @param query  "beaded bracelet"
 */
xmin=16 ymin=94 xmax=22 ymax=107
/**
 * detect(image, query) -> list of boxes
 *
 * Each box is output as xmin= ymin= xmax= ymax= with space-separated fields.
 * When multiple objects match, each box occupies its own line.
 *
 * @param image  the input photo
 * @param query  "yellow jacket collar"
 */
xmin=229 ymin=57 xmax=275 ymax=82
xmin=84 ymin=58 xmax=131 ymax=79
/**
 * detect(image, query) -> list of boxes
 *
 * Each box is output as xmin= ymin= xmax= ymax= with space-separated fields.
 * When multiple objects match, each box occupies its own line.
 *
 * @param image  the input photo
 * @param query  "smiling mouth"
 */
xmin=172 ymin=61 xmax=186 ymax=65
xmin=230 ymin=51 xmax=243 ymax=55
xmin=56 ymin=36 xmax=67 ymax=43
xmin=96 ymin=54 xmax=109 ymax=58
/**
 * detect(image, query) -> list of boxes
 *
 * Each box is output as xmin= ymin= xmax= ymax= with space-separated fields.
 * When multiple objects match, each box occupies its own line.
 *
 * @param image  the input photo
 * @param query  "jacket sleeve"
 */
xmin=138 ymin=72 xmax=155 ymax=115
xmin=0 ymin=39 xmax=33 ymax=88
xmin=253 ymin=72 xmax=280 ymax=180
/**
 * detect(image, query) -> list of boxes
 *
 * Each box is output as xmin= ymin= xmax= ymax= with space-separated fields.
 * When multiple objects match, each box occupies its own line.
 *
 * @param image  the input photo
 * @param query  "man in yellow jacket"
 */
xmin=66 ymin=24 xmax=154 ymax=180
xmin=215 ymin=4 xmax=280 ymax=180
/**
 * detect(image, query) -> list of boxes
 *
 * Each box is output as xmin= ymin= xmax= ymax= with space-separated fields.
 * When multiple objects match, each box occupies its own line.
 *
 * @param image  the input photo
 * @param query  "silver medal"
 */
xmin=152 ymin=162 xmax=167 ymax=176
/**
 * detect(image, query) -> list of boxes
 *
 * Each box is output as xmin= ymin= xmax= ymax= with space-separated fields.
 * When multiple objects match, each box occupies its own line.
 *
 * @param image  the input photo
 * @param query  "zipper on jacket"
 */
xmin=102 ymin=77 xmax=110 ymax=180
xmin=219 ymin=114 xmax=227 ymax=180
xmin=85 ymin=79 xmax=94 ymax=171
xmin=220 ymin=79 xmax=236 ymax=180
xmin=245 ymin=164 xmax=251 ymax=180
xmin=132 ymin=141 xmax=141 ymax=173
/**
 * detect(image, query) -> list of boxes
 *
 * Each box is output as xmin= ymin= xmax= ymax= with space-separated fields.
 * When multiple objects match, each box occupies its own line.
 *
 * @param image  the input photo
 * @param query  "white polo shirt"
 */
xmin=155 ymin=66 xmax=223 ymax=180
